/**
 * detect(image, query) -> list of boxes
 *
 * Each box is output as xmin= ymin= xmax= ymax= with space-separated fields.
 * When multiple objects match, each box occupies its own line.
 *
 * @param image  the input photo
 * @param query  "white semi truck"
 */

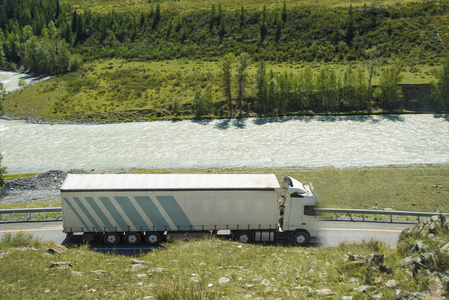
xmin=60 ymin=173 xmax=319 ymax=246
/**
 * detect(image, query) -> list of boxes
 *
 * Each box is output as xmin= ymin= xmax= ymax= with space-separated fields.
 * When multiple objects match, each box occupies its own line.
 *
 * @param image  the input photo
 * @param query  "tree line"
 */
xmin=1 ymin=0 xmax=448 ymax=75
xmin=191 ymin=53 xmax=407 ymax=117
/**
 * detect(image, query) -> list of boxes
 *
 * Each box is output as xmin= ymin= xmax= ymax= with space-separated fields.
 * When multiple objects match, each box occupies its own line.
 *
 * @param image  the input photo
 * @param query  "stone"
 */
xmin=90 ymin=270 xmax=108 ymax=275
xmin=71 ymin=271 xmax=83 ymax=276
xmin=353 ymin=285 xmax=373 ymax=293
xmin=379 ymin=264 xmax=393 ymax=274
xmin=141 ymin=297 xmax=157 ymax=300
xmin=218 ymin=277 xmax=230 ymax=284
xmin=411 ymin=240 xmax=425 ymax=252
xmin=365 ymin=254 xmax=384 ymax=267
xmin=48 ymin=248 xmax=62 ymax=255
xmin=316 ymin=289 xmax=335 ymax=296
xmin=131 ymin=264 xmax=145 ymax=271
xmin=131 ymin=259 xmax=148 ymax=264
xmin=385 ymin=280 xmax=399 ymax=288
xmin=49 ymin=261 xmax=72 ymax=269
xmin=439 ymin=242 xmax=449 ymax=253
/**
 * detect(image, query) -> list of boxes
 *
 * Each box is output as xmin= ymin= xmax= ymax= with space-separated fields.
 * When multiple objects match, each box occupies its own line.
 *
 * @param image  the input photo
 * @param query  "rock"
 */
xmin=347 ymin=254 xmax=363 ymax=261
xmin=433 ymin=184 xmax=443 ymax=189
xmin=385 ymin=280 xmax=399 ymax=288
xmin=316 ymin=289 xmax=335 ymax=296
xmin=71 ymin=271 xmax=83 ymax=276
xmin=190 ymin=277 xmax=199 ymax=283
xmin=400 ymin=256 xmax=413 ymax=267
xmin=48 ymin=248 xmax=62 ymax=255
xmin=150 ymin=268 xmax=166 ymax=273
xmin=353 ymin=285 xmax=373 ymax=293
xmin=0 ymin=251 xmax=8 ymax=258
xmin=137 ymin=273 xmax=147 ymax=278
xmin=342 ymin=297 xmax=353 ymax=300
xmin=218 ymin=277 xmax=230 ymax=284
xmin=131 ymin=264 xmax=145 ymax=271
xmin=412 ymin=241 xmax=426 ymax=252
xmin=49 ymin=261 xmax=72 ymax=269
xmin=90 ymin=270 xmax=108 ymax=275
xmin=131 ymin=259 xmax=149 ymax=264
xmin=365 ymin=254 xmax=384 ymax=268
xmin=141 ymin=297 xmax=157 ymax=300
xmin=379 ymin=264 xmax=393 ymax=274
xmin=440 ymin=242 xmax=449 ymax=253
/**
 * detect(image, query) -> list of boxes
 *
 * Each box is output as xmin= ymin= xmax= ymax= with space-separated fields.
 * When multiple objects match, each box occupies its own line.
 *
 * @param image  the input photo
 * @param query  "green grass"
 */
xmin=3 ymin=59 xmax=439 ymax=122
xmin=62 ymin=0 xmax=419 ymax=14
xmin=0 ymin=233 xmax=426 ymax=299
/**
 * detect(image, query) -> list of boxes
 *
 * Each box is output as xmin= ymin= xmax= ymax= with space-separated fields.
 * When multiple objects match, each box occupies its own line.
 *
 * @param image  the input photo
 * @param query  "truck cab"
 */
xmin=280 ymin=176 xmax=319 ymax=246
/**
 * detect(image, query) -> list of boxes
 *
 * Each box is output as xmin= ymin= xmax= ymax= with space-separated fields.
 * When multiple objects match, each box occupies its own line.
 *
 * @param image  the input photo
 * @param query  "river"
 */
xmin=0 ymin=114 xmax=448 ymax=174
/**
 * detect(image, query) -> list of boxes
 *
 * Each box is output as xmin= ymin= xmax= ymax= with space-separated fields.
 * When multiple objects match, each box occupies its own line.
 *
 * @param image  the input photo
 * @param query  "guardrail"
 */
xmin=0 ymin=207 xmax=62 ymax=221
xmin=0 ymin=207 xmax=446 ymax=223
xmin=317 ymin=208 xmax=448 ymax=223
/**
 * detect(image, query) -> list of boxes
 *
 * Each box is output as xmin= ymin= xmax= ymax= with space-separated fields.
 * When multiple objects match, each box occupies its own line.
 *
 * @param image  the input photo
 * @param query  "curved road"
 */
xmin=0 ymin=220 xmax=412 ymax=248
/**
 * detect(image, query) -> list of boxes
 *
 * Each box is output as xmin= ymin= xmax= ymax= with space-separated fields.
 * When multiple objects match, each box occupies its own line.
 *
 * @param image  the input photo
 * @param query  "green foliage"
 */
xmin=0 ymin=150 xmax=6 ymax=187
xmin=0 ymin=232 xmax=34 ymax=249
xmin=235 ymin=52 xmax=251 ymax=116
xmin=192 ymin=83 xmax=215 ymax=117
xmin=375 ymin=62 xmax=403 ymax=109
xmin=431 ymin=55 xmax=449 ymax=110
xmin=172 ymin=95 xmax=180 ymax=115
xmin=219 ymin=53 xmax=235 ymax=116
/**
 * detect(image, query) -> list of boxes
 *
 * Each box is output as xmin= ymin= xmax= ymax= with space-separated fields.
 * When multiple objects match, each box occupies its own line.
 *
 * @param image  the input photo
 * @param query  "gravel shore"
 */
xmin=0 ymin=170 xmax=73 ymax=205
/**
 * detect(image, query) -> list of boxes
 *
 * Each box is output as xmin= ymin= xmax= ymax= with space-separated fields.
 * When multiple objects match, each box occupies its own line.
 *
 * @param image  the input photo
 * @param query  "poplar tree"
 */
xmin=235 ymin=52 xmax=251 ymax=116
xmin=219 ymin=53 xmax=235 ymax=117
xmin=431 ymin=55 xmax=449 ymax=110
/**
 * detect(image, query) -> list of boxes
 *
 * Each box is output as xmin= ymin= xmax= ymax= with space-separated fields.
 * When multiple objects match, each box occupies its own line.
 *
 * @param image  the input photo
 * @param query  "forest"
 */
xmin=0 ymin=0 xmax=448 ymax=121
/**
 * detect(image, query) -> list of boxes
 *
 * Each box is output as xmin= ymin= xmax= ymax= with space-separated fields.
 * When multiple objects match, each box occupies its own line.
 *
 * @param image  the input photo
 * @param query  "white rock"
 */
xmin=219 ymin=277 xmax=230 ymax=284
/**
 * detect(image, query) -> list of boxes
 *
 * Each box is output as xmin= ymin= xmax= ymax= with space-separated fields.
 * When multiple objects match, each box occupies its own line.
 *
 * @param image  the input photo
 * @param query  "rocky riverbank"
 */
xmin=0 ymin=170 xmax=74 ymax=204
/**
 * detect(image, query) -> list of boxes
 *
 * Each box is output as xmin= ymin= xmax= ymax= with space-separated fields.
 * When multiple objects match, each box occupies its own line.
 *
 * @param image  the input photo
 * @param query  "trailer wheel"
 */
xmin=235 ymin=231 xmax=254 ymax=244
xmin=103 ymin=232 xmax=121 ymax=246
xmin=291 ymin=230 xmax=310 ymax=247
xmin=124 ymin=232 xmax=141 ymax=246
xmin=145 ymin=232 xmax=162 ymax=246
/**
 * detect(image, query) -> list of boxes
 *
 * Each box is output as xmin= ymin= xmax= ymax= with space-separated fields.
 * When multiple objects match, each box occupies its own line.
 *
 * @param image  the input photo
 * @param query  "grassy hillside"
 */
xmin=1 ymin=223 xmax=449 ymax=299
xmin=2 ymin=59 xmax=440 ymax=122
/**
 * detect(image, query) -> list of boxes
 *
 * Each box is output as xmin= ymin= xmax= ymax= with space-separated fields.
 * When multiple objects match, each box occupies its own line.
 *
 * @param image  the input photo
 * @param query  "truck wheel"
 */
xmin=236 ymin=231 xmax=254 ymax=243
xmin=291 ymin=231 xmax=310 ymax=247
xmin=145 ymin=232 xmax=162 ymax=246
xmin=124 ymin=232 xmax=141 ymax=246
xmin=103 ymin=232 xmax=121 ymax=246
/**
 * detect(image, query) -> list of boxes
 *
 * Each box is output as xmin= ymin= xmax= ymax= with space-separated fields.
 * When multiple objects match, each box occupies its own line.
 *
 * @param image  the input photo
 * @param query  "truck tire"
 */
xmin=124 ymin=232 xmax=141 ymax=246
xmin=145 ymin=231 xmax=162 ymax=246
xmin=235 ymin=231 xmax=254 ymax=244
xmin=103 ymin=232 xmax=121 ymax=246
xmin=291 ymin=230 xmax=310 ymax=247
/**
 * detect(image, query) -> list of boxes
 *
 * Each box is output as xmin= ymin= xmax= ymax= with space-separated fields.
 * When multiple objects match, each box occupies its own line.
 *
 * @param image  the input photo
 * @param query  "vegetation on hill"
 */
xmin=0 ymin=0 xmax=448 ymax=121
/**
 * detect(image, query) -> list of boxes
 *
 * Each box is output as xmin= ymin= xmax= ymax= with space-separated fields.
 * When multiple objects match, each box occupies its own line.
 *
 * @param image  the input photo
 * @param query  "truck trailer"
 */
xmin=60 ymin=174 xmax=319 ymax=246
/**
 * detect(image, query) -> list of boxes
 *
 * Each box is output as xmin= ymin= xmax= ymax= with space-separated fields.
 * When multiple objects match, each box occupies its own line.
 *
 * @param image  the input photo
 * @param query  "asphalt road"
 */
xmin=0 ymin=220 xmax=413 ymax=249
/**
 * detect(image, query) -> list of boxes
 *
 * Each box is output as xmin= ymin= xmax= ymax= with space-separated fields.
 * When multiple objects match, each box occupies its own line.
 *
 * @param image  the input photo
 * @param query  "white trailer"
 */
xmin=60 ymin=174 xmax=319 ymax=246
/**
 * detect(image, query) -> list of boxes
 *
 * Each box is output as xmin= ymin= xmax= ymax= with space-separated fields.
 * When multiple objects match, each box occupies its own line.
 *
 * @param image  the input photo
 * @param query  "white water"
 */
xmin=0 ymin=71 xmax=37 ymax=93
xmin=0 ymin=114 xmax=448 ymax=174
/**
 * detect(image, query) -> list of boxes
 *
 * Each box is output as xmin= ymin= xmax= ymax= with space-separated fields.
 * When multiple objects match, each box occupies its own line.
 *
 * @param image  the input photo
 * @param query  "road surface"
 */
xmin=0 ymin=220 xmax=413 ymax=248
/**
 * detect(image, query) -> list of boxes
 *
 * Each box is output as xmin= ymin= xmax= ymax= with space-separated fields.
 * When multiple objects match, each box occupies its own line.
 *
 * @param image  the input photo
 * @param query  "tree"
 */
xmin=259 ymin=6 xmax=268 ymax=43
xmin=172 ymin=95 xmax=180 ymax=115
xmin=282 ymin=0 xmax=288 ymax=23
xmin=235 ymin=52 xmax=251 ymax=116
xmin=0 ymin=82 xmax=5 ymax=113
xmin=431 ymin=55 xmax=449 ymax=110
xmin=0 ymin=150 xmax=6 ymax=188
xmin=254 ymin=60 xmax=268 ymax=113
xmin=346 ymin=4 xmax=355 ymax=45
xmin=192 ymin=83 xmax=215 ymax=117
xmin=375 ymin=62 xmax=403 ymax=109
xmin=219 ymin=53 xmax=235 ymax=116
